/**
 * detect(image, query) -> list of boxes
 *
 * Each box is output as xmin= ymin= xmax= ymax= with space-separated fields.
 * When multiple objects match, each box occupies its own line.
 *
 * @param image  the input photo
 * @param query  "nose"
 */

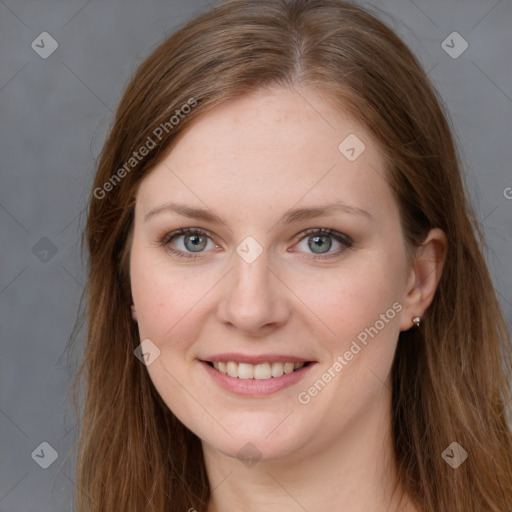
xmin=216 ymin=248 xmax=291 ymax=336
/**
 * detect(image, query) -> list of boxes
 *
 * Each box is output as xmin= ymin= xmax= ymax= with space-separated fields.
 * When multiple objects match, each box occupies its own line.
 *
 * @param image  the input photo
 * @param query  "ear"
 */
xmin=131 ymin=304 xmax=138 ymax=322
xmin=400 ymin=228 xmax=447 ymax=331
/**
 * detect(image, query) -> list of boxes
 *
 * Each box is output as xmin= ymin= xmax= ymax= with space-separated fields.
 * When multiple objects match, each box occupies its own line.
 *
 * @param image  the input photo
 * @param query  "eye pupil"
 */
xmin=308 ymin=235 xmax=332 ymax=254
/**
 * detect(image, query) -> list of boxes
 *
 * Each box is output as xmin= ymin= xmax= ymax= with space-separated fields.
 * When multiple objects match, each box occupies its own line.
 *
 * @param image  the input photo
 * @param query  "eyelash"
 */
xmin=158 ymin=227 xmax=353 ymax=260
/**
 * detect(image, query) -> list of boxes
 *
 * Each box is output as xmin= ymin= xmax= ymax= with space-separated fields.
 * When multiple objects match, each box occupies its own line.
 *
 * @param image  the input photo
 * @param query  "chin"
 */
xmin=195 ymin=412 xmax=317 ymax=464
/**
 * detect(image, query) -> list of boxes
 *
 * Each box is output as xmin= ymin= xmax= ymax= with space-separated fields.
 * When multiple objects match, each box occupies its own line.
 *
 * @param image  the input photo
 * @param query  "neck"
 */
xmin=202 ymin=383 xmax=418 ymax=512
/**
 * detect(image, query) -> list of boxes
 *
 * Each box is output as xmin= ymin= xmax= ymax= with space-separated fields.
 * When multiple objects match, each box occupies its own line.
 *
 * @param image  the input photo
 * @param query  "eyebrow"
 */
xmin=144 ymin=201 xmax=372 ymax=225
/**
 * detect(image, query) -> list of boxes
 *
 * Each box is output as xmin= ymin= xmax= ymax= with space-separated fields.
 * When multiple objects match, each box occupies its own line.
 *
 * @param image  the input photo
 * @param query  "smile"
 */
xmin=206 ymin=361 xmax=309 ymax=380
xmin=200 ymin=359 xmax=316 ymax=396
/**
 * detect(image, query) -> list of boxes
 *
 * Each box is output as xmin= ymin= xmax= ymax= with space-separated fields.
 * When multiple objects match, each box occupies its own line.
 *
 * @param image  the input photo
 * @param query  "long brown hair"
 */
xmin=71 ymin=0 xmax=512 ymax=510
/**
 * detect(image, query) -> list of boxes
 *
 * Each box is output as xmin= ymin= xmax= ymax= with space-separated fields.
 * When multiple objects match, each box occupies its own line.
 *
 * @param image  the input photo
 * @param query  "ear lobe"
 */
xmin=131 ymin=304 xmax=138 ymax=322
xmin=400 ymin=228 xmax=447 ymax=331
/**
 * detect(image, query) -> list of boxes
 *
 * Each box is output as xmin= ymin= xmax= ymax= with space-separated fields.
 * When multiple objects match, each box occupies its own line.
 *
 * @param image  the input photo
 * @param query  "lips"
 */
xmin=199 ymin=354 xmax=317 ymax=395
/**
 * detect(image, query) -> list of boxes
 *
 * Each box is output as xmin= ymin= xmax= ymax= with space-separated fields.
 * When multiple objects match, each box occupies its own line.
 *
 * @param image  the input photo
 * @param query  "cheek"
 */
xmin=130 ymin=248 xmax=211 ymax=428
xmin=293 ymin=248 xmax=405 ymax=408
xmin=130 ymin=247 xmax=215 ymax=347
xmin=288 ymin=263 xmax=403 ymax=446
xmin=293 ymin=251 xmax=404 ymax=346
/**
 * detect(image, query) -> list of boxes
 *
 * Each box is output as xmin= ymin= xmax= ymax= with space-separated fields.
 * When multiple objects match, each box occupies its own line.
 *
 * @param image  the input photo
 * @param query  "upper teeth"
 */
xmin=212 ymin=361 xmax=305 ymax=379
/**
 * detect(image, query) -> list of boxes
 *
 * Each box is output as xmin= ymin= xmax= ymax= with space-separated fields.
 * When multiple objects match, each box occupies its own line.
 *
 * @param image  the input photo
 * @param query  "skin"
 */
xmin=129 ymin=86 xmax=447 ymax=512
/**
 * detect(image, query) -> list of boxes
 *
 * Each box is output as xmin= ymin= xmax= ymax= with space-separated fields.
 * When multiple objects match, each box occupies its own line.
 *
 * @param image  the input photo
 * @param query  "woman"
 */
xmin=71 ymin=0 xmax=512 ymax=510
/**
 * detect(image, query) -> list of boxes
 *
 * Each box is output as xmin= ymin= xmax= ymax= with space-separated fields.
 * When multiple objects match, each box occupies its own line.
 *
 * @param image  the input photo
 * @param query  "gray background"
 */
xmin=0 ymin=0 xmax=511 ymax=510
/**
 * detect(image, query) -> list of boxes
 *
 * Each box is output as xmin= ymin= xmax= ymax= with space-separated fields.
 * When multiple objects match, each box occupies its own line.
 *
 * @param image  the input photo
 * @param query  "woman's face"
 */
xmin=130 ymin=87 xmax=416 ymax=462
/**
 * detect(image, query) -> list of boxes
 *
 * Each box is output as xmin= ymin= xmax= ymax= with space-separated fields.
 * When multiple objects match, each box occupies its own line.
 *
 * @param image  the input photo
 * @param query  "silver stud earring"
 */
xmin=412 ymin=316 xmax=421 ymax=328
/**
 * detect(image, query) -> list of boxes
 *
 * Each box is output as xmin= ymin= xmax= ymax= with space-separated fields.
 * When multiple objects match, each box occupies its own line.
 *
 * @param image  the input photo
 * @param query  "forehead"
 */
xmin=136 ymin=87 xmax=396 ymax=225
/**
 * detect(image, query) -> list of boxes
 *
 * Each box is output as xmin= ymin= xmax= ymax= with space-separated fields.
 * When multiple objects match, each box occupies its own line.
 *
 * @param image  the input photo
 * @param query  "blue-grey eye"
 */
xmin=308 ymin=234 xmax=333 ymax=254
xmin=294 ymin=229 xmax=351 ymax=256
xmin=182 ymin=232 xmax=208 ymax=252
